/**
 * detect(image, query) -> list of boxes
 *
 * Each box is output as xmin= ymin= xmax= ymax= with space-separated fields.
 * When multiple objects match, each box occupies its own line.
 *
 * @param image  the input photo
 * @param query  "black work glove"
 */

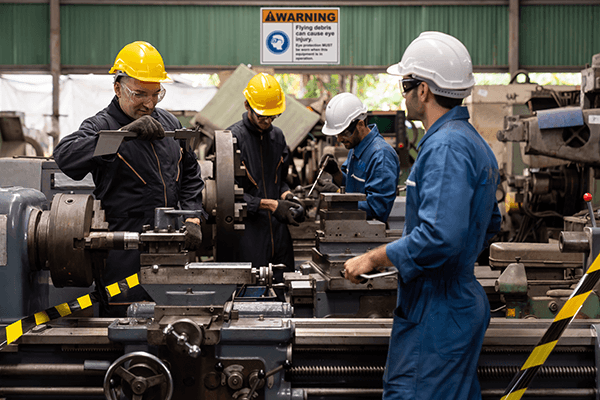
xmin=285 ymin=193 xmax=306 ymax=223
xmin=184 ymin=220 xmax=203 ymax=250
xmin=319 ymin=154 xmax=339 ymax=175
xmin=122 ymin=115 xmax=165 ymax=141
xmin=273 ymin=199 xmax=301 ymax=226
xmin=314 ymin=180 xmax=340 ymax=193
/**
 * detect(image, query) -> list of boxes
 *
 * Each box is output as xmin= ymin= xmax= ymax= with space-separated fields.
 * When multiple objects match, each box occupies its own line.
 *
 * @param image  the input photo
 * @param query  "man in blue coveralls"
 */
xmin=343 ymin=32 xmax=501 ymax=399
xmin=318 ymin=93 xmax=400 ymax=223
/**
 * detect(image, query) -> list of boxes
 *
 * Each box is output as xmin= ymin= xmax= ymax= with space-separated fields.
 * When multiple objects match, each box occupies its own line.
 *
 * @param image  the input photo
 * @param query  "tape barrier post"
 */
xmin=0 ymin=273 xmax=140 ymax=349
xmin=501 ymin=251 xmax=600 ymax=400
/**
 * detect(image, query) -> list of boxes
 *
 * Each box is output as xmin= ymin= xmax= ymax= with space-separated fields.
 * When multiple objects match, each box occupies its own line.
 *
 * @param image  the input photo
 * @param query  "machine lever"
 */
xmin=245 ymin=360 xmax=291 ymax=400
xmin=584 ymin=193 xmax=596 ymax=228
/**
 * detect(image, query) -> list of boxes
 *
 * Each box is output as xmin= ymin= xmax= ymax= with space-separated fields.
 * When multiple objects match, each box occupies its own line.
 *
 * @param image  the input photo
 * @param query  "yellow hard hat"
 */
xmin=108 ymin=41 xmax=168 ymax=83
xmin=243 ymin=73 xmax=286 ymax=116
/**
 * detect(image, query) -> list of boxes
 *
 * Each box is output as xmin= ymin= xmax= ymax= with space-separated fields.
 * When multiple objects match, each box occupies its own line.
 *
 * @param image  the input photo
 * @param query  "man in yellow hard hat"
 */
xmin=53 ymin=41 xmax=207 ymax=315
xmin=227 ymin=73 xmax=304 ymax=282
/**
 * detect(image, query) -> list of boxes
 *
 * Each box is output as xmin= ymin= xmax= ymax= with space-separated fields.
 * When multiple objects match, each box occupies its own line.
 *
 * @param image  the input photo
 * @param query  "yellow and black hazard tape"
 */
xmin=501 ymin=251 xmax=600 ymax=400
xmin=0 ymin=272 xmax=140 ymax=349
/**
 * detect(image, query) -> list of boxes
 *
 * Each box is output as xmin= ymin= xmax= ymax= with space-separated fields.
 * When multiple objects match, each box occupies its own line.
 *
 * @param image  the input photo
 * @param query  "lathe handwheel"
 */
xmin=104 ymin=351 xmax=173 ymax=400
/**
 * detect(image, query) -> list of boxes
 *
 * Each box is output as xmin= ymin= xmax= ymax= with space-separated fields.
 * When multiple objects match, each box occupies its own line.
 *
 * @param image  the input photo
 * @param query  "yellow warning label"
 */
xmin=107 ymin=282 xmax=121 ymax=297
xmin=556 ymin=291 xmax=590 ymax=321
xmin=522 ymin=340 xmax=557 ymax=369
xmin=6 ymin=320 xmax=23 ymax=344
xmin=126 ymin=273 xmax=140 ymax=289
xmin=501 ymin=388 xmax=527 ymax=400
xmin=77 ymin=294 xmax=93 ymax=310
xmin=34 ymin=311 xmax=50 ymax=325
xmin=262 ymin=9 xmax=338 ymax=23
xmin=55 ymin=302 xmax=72 ymax=317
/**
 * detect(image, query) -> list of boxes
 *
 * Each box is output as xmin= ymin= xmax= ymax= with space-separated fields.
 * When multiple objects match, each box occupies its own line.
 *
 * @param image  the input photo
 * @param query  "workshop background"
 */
xmin=2 ymin=1 xmax=600 ymax=400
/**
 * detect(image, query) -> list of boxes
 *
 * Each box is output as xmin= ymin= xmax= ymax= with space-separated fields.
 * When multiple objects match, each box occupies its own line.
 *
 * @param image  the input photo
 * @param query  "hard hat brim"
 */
xmin=386 ymin=63 xmax=403 ymax=76
xmin=321 ymin=124 xmax=342 ymax=136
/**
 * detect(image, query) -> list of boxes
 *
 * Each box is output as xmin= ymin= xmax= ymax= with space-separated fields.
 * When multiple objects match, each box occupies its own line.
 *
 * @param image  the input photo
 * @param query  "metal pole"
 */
xmin=0 ymin=363 xmax=104 ymax=375
xmin=508 ymin=0 xmax=520 ymax=79
xmin=304 ymin=388 xmax=383 ymax=397
xmin=50 ymin=0 xmax=61 ymax=147
xmin=0 ymin=387 xmax=104 ymax=396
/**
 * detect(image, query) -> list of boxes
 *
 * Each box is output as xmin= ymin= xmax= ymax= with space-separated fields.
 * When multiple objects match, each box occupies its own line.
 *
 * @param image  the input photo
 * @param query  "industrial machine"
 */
xmin=496 ymin=54 xmax=600 ymax=244
xmin=286 ymin=192 xmax=398 ymax=319
xmin=3 ymin=183 xmax=600 ymax=399
xmin=5 ymin=55 xmax=600 ymax=398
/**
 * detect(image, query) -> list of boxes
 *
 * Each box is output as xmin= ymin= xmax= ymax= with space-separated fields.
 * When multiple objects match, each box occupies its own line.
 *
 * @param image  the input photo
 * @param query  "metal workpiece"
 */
xmin=84 ymin=231 xmax=140 ymax=250
xmin=93 ymin=128 xmax=201 ymax=157
xmin=231 ymin=302 xmax=293 ymax=319
xmin=319 ymin=192 xmax=367 ymax=204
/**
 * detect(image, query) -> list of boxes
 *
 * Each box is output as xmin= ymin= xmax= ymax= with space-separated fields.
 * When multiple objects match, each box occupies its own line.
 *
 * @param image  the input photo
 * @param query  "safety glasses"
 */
xmin=338 ymin=118 xmax=360 ymax=138
xmin=250 ymin=107 xmax=280 ymax=122
xmin=121 ymin=83 xmax=166 ymax=103
xmin=401 ymin=77 xmax=423 ymax=97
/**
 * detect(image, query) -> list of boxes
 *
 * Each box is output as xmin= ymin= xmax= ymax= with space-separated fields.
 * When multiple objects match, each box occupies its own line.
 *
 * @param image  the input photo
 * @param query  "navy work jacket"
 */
xmin=227 ymin=112 xmax=294 ymax=276
xmin=53 ymin=96 xmax=205 ymax=301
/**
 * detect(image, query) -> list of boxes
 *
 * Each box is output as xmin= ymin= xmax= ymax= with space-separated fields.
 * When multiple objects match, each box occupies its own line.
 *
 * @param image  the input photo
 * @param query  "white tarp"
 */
xmin=0 ymin=74 xmax=217 ymax=149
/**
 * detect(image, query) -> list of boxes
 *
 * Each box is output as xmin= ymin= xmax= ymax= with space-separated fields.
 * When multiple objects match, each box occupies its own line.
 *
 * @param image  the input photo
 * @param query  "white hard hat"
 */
xmin=387 ymin=31 xmax=475 ymax=99
xmin=322 ymin=93 xmax=368 ymax=136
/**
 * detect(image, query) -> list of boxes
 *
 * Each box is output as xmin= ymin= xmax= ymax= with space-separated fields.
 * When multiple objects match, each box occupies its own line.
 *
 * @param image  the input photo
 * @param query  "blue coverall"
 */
xmin=340 ymin=124 xmax=400 ymax=222
xmin=383 ymin=106 xmax=501 ymax=399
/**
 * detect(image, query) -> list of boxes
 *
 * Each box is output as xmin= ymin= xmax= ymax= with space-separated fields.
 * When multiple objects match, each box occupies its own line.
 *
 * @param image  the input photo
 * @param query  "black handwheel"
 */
xmin=104 ymin=351 xmax=173 ymax=400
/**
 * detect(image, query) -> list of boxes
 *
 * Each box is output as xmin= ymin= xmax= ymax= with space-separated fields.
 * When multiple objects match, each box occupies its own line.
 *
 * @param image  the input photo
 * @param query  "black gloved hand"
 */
xmin=319 ymin=154 xmax=339 ymax=175
xmin=273 ymin=199 xmax=300 ymax=226
xmin=184 ymin=220 xmax=203 ymax=250
xmin=314 ymin=180 xmax=340 ymax=193
xmin=122 ymin=115 xmax=165 ymax=141
xmin=285 ymin=193 xmax=306 ymax=223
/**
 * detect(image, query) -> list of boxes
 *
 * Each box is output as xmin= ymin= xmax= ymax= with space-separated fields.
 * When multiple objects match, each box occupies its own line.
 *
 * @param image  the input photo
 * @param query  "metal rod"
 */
xmin=0 ymin=387 xmax=104 ymax=396
xmin=508 ymin=0 xmax=519 ymax=78
xmin=0 ymin=363 xmax=104 ymax=375
xmin=307 ymin=155 xmax=330 ymax=197
xmin=304 ymin=388 xmax=383 ymax=397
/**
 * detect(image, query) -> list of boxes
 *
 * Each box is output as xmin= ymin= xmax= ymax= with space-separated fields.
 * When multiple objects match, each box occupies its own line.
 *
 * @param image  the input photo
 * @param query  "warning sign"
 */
xmin=261 ymin=8 xmax=340 ymax=65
